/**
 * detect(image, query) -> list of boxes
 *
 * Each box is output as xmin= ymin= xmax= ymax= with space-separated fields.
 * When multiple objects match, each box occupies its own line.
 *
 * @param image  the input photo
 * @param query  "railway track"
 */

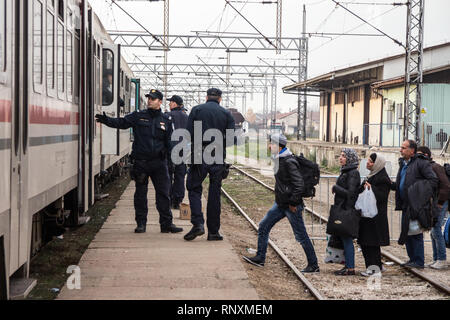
xmin=221 ymin=187 xmax=326 ymax=300
xmin=227 ymin=165 xmax=450 ymax=298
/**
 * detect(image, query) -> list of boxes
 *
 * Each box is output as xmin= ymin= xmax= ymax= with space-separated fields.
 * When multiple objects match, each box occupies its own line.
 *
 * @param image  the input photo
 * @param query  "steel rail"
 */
xmin=221 ymin=188 xmax=325 ymax=300
xmin=231 ymin=166 xmax=450 ymax=296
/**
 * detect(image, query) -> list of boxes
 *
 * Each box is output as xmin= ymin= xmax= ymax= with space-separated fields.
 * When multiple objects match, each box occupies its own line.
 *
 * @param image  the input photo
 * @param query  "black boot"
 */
xmin=171 ymin=202 xmax=181 ymax=210
xmin=207 ymin=232 xmax=224 ymax=241
xmin=184 ymin=225 xmax=205 ymax=241
xmin=161 ymin=224 xmax=183 ymax=234
xmin=135 ymin=223 xmax=146 ymax=234
xmin=301 ymin=265 xmax=320 ymax=273
xmin=242 ymin=255 xmax=265 ymax=267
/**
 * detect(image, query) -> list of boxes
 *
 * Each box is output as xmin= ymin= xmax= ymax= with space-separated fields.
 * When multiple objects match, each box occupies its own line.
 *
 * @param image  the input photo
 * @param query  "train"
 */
xmin=0 ymin=0 xmax=147 ymax=299
xmin=0 ymin=0 xmax=247 ymax=300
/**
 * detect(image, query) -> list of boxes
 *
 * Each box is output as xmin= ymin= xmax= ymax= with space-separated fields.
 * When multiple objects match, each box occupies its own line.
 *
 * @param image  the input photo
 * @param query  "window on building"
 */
xmin=66 ymin=31 xmax=72 ymax=99
xmin=0 ymin=0 xmax=6 ymax=72
xmin=102 ymin=49 xmax=114 ymax=106
xmin=57 ymin=22 xmax=64 ymax=94
xmin=33 ymin=1 xmax=43 ymax=88
xmin=47 ymin=10 xmax=55 ymax=91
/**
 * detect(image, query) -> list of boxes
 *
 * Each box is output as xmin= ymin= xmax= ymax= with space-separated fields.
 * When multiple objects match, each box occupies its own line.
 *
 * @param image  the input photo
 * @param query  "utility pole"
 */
xmin=297 ymin=4 xmax=308 ymax=141
xmin=226 ymin=51 xmax=231 ymax=108
xmin=163 ymin=0 xmax=169 ymax=108
xmin=271 ymin=62 xmax=277 ymax=128
xmin=403 ymin=0 xmax=424 ymax=143
xmin=276 ymin=0 xmax=282 ymax=54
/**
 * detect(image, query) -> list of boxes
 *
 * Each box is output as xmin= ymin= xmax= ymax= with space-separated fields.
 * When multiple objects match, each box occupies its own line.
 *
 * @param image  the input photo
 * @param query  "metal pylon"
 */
xmin=163 ymin=0 xmax=169 ymax=108
xmin=297 ymin=5 xmax=308 ymax=141
xmin=403 ymin=0 xmax=425 ymax=143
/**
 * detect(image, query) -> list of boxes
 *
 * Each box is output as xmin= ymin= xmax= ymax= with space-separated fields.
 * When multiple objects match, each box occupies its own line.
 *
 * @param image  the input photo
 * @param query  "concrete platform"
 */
xmin=57 ymin=183 xmax=259 ymax=300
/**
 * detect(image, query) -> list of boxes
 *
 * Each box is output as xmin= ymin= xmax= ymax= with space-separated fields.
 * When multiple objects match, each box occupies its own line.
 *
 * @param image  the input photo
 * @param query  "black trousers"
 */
xmin=361 ymin=245 xmax=382 ymax=269
xmin=168 ymin=159 xmax=187 ymax=205
xmin=132 ymin=159 xmax=173 ymax=228
xmin=186 ymin=164 xmax=225 ymax=234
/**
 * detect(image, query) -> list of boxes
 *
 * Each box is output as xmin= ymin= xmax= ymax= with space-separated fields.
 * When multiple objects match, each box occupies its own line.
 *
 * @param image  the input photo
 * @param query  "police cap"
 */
xmin=207 ymin=88 xmax=222 ymax=98
xmin=168 ymin=95 xmax=183 ymax=106
xmin=145 ymin=89 xmax=164 ymax=100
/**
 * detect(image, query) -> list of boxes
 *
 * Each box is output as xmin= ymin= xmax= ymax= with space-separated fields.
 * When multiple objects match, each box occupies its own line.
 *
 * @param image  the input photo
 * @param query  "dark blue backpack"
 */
xmin=444 ymin=217 xmax=450 ymax=249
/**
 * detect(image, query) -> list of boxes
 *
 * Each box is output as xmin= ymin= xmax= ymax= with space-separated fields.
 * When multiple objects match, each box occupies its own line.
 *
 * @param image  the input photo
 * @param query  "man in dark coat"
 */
xmin=358 ymin=153 xmax=391 ymax=276
xmin=184 ymin=88 xmax=236 ymax=242
xmin=166 ymin=95 xmax=188 ymax=209
xmin=416 ymin=146 xmax=449 ymax=269
xmin=391 ymin=140 xmax=438 ymax=269
xmin=242 ymin=134 xmax=319 ymax=272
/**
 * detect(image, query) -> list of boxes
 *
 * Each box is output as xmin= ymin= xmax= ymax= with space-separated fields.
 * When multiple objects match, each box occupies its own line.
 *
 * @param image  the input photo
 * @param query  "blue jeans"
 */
xmin=405 ymin=233 xmax=425 ymax=266
xmin=431 ymin=201 xmax=448 ymax=261
xmin=339 ymin=236 xmax=355 ymax=269
xmin=257 ymin=203 xmax=318 ymax=266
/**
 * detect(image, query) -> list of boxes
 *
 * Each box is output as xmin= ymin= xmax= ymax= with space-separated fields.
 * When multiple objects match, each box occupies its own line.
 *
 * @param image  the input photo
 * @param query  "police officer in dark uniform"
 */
xmin=95 ymin=89 xmax=183 ymax=234
xmin=184 ymin=88 xmax=236 ymax=241
xmin=166 ymin=95 xmax=189 ymax=209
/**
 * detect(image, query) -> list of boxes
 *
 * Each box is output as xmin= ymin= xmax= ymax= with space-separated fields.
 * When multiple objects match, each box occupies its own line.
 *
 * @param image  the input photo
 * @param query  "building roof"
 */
xmin=283 ymin=42 xmax=450 ymax=93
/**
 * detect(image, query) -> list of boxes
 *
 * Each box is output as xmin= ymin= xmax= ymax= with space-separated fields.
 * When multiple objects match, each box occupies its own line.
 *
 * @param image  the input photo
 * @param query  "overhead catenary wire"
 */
xmin=310 ymin=4 xmax=401 ymax=52
xmin=331 ymin=0 xmax=405 ymax=48
xmin=109 ymin=0 xmax=167 ymax=47
xmin=224 ymin=0 xmax=277 ymax=50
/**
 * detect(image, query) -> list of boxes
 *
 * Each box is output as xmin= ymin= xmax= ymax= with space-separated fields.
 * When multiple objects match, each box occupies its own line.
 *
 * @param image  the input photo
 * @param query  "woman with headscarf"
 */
xmin=331 ymin=148 xmax=361 ymax=276
xmin=358 ymin=153 xmax=391 ymax=276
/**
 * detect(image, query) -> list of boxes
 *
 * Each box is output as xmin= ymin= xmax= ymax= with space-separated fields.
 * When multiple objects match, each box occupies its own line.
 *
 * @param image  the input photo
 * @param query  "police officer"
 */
xmin=184 ymin=88 xmax=236 ymax=241
xmin=95 ymin=89 xmax=183 ymax=234
xmin=166 ymin=95 xmax=188 ymax=209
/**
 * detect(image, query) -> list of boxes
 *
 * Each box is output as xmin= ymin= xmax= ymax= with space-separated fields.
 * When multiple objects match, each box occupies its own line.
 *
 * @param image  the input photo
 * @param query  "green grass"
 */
xmin=27 ymin=174 xmax=131 ymax=300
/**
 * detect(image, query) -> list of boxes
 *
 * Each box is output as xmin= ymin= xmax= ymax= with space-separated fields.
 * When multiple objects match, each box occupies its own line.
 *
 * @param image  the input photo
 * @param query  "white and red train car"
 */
xmin=0 ymin=0 xmax=141 ymax=299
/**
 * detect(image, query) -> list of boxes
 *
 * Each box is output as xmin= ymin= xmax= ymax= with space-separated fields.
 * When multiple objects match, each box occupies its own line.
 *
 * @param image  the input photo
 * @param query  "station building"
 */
xmin=283 ymin=42 xmax=450 ymax=149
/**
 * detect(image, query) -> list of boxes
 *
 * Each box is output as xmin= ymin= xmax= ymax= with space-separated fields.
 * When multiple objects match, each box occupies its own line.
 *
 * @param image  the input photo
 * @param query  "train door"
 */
xmin=101 ymin=43 xmax=120 ymax=155
xmin=10 ymin=0 xmax=30 ymax=279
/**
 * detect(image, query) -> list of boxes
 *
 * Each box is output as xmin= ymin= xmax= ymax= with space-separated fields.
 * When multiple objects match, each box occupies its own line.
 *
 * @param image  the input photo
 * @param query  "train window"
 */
xmin=125 ymin=76 xmax=129 ymax=92
xmin=47 ymin=10 xmax=55 ymax=91
xmin=57 ymin=22 xmax=64 ymax=94
xmin=0 ymin=0 xmax=6 ymax=72
xmin=33 ymin=1 xmax=43 ymax=88
xmin=74 ymin=34 xmax=80 ymax=102
xmin=66 ymin=31 xmax=72 ymax=99
xmin=58 ymin=0 xmax=64 ymax=21
xmin=102 ymin=49 xmax=114 ymax=106
xmin=96 ymin=60 xmax=100 ymax=106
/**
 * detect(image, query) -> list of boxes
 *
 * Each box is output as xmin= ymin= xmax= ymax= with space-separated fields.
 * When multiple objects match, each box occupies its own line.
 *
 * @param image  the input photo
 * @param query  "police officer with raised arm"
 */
xmin=166 ymin=95 xmax=188 ymax=209
xmin=184 ymin=88 xmax=236 ymax=241
xmin=95 ymin=89 xmax=183 ymax=234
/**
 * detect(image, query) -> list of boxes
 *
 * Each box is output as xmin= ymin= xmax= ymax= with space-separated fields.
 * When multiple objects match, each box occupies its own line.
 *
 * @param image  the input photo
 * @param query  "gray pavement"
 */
xmin=57 ymin=183 xmax=259 ymax=300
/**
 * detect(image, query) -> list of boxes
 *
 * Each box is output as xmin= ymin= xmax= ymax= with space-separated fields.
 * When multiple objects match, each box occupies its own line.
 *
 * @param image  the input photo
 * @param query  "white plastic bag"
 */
xmin=355 ymin=187 xmax=378 ymax=218
xmin=408 ymin=219 xmax=423 ymax=236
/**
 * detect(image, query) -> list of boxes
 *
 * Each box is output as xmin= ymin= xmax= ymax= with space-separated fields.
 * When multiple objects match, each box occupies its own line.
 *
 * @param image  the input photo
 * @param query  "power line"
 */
xmin=224 ymin=0 xmax=277 ymax=50
xmin=335 ymin=1 xmax=407 ymax=5
xmin=109 ymin=0 xmax=166 ymax=47
xmin=331 ymin=0 xmax=405 ymax=48
xmin=310 ymin=4 xmax=400 ymax=52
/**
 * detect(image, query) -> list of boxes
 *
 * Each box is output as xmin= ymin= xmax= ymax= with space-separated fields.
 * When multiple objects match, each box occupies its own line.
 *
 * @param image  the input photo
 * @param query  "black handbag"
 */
xmin=326 ymin=204 xmax=361 ymax=239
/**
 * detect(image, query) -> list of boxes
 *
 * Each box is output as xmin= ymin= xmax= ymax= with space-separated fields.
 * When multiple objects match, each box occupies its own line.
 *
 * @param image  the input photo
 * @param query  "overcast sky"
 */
xmin=90 ymin=0 xmax=450 ymax=114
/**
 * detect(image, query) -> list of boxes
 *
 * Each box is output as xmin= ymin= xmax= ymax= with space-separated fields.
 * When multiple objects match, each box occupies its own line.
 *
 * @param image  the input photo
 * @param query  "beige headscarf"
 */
xmin=367 ymin=153 xmax=386 ymax=179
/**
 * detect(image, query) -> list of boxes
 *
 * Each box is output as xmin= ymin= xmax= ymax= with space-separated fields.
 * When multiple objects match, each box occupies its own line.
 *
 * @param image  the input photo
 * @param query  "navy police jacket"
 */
xmin=187 ymin=100 xmax=236 ymax=162
xmin=103 ymin=108 xmax=173 ymax=161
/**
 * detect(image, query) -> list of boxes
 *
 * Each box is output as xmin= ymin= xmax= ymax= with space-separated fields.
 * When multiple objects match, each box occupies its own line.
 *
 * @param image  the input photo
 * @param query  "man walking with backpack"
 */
xmin=243 ymin=134 xmax=319 ymax=273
